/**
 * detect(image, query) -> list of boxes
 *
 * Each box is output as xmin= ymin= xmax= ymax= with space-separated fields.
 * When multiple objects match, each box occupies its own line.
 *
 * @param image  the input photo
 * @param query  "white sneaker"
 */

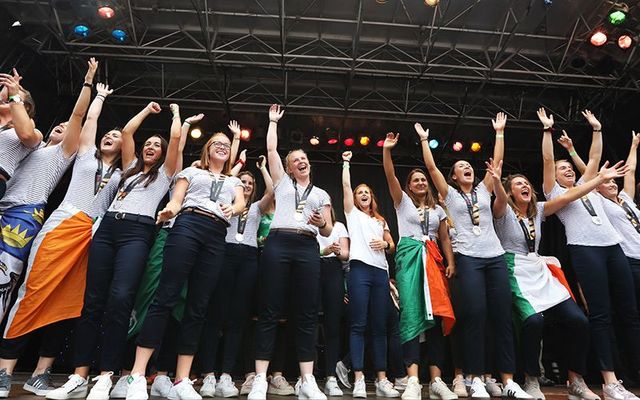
xmin=430 ymin=377 xmax=457 ymax=400
xmin=125 ymin=374 xmax=148 ymax=400
xmin=376 ymin=378 xmax=400 ymax=398
xmin=335 ymin=362 xmax=351 ymax=389
xmin=151 ymin=376 xmax=173 ymax=398
xmin=111 ymin=376 xmax=129 ymax=399
xmin=240 ymin=375 xmax=255 ymax=396
xmin=353 ymin=377 xmax=367 ymax=398
xmin=46 ymin=375 xmax=88 ymax=400
xmin=483 ymin=378 xmax=502 ymax=398
xmin=294 ymin=378 xmax=301 ymax=397
xmin=324 ymin=377 xmax=343 ymax=397
xmin=395 ymin=377 xmax=409 ymax=391
xmin=523 ymin=377 xmax=544 ymax=400
xmin=298 ymin=375 xmax=326 ymax=400
xmin=502 ymin=380 xmax=533 ymax=399
xmin=268 ymin=375 xmax=295 ymax=396
xmin=168 ymin=379 xmax=201 ymax=400
xmin=469 ymin=378 xmax=489 ymax=399
xmin=452 ymin=376 xmax=468 ymax=398
xmin=88 ymin=373 xmax=114 ymax=400
xmin=199 ymin=375 xmax=216 ymax=398
xmin=247 ymin=374 xmax=268 ymax=400
xmin=215 ymin=374 xmax=239 ymax=398
xmin=401 ymin=377 xmax=422 ymax=400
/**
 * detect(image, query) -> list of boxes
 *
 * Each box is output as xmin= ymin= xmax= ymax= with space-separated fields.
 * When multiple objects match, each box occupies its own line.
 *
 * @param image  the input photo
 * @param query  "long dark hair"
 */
xmin=503 ymin=174 xmax=539 ymax=219
xmin=94 ymin=128 xmax=123 ymax=173
xmin=119 ymin=134 xmax=168 ymax=189
xmin=446 ymin=160 xmax=480 ymax=192
xmin=238 ymin=171 xmax=257 ymax=204
xmin=405 ymin=168 xmax=436 ymax=209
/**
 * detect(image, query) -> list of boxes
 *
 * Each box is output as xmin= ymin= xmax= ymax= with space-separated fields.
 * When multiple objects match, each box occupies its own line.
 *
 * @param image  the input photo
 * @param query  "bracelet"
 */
xmin=569 ymin=150 xmax=577 ymax=157
xmin=343 ymin=162 xmax=350 ymax=169
xmin=420 ymin=138 xmax=428 ymax=142
xmin=95 ymin=95 xmax=106 ymax=102
xmin=183 ymin=121 xmax=191 ymax=126
xmin=235 ymin=158 xmax=246 ymax=166
xmin=319 ymin=220 xmax=327 ymax=229
xmin=496 ymin=134 xmax=504 ymax=139
xmin=269 ymin=119 xmax=278 ymax=123
xmin=543 ymin=126 xmax=554 ymax=132
xmin=83 ymin=82 xmax=92 ymax=88
xmin=593 ymin=129 xmax=602 ymax=133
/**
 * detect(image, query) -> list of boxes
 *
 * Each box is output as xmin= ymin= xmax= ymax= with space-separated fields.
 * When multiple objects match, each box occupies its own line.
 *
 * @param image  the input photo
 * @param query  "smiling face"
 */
xmin=208 ymin=134 xmax=231 ymax=164
xmin=354 ymin=184 xmax=372 ymax=209
xmin=555 ymin=160 xmax=576 ymax=187
xmin=48 ymin=122 xmax=68 ymax=144
xmin=408 ymin=170 xmax=429 ymax=197
xmin=142 ymin=136 xmax=164 ymax=166
xmin=451 ymin=160 xmax=474 ymax=186
xmin=239 ymin=172 xmax=256 ymax=199
xmin=100 ymin=129 xmax=122 ymax=154
xmin=596 ymin=178 xmax=619 ymax=200
xmin=286 ymin=149 xmax=310 ymax=180
xmin=509 ymin=176 xmax=533 ymax=205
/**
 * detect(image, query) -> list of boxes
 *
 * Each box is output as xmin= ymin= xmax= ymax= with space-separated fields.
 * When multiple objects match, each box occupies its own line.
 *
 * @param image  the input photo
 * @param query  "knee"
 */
xmin=523 ymin=313 xmax=544 ymax=334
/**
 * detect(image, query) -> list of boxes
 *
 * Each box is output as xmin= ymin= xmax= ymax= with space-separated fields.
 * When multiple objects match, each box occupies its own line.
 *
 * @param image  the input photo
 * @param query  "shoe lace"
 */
xmin=203 ymin=375 xmax=216 ymax=385
xmin=381 ymin=379 xmax=394 ymax=391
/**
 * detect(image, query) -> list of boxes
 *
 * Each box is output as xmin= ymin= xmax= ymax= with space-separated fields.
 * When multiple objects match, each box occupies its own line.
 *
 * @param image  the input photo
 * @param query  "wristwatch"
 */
xmin=8 ymin=95 xmax=24 ymax=105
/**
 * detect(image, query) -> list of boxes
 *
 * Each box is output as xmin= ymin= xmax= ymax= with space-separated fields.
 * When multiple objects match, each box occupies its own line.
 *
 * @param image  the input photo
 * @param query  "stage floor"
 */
xmin=6 ymin=373 xmax=633 ymax=399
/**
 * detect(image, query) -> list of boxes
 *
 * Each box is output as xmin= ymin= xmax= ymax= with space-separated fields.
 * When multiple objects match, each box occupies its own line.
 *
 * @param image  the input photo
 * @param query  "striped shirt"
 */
xmin=107 ymin=162 xmax=172 ymax=218
xmin=0 ymin=144 xmax=74 ymax=211
xmin=61 ymin=146 xmax=117 ymax=214
xmin=0 ymin=127 xmax=39 ymax=179
xmin=270 ymin=176 xmax=331 ymax=235
xmin=88 ymin=170 xmax=122 ymax=219
xmin=225 ymin=201 xmax=262 ymax=247
xmin=176 ymin=166 xmax=243 ymax=222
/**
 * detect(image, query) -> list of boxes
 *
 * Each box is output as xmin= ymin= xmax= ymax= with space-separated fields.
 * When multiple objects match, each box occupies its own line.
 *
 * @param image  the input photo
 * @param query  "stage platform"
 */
xmin=5 ymin=373 xmax=635 ymax=399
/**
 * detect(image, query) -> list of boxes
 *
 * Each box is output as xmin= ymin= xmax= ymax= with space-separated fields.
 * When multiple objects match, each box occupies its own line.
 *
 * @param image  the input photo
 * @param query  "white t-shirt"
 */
xmin=494 ymin=203 xmax=545 ymax=256
xmin=444 ymin=182 xmax=504 ymax=258
xmin=225 ymin=201 xmax=262 ymax=248
xmin=108 ymin=162 xmax=172 ymax=218
xmin=270 ymin=176 xmax=331 ymax=235
xmin=395 ymin=192 xmax=446 ymax=241
xmin=544 ymin=181 xmax=621 ymax=247
xmin=176 ymin=167 xmax=243 ymax=223
xmin=317 ymin=221 xmax=349 ymax=258
xmin=345 ymin=208 xmax=390 ymax=270
xmin=599 ymin=191 xmax=640 ymax=259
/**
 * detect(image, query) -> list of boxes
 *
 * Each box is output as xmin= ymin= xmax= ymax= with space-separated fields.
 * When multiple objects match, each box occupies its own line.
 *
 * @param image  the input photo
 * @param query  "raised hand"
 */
xmin=185 ymin=113 xmax=204 ymax=125
xmin=414 ymin=123 xmax=429 ymax=140
xmin=147 ymin=101 xmax=161 ymax=114
xmin=0 ymin=71 xmax=21 ymax=96
xmin=557 ymin=130 xmax=574 ymax=150
xmin=256 ymin=155 xmax=267 ymax=170
xmin=492 ymin=112 xmax=507 ymax=132
xmin=238 ymin=149 xmax=247 ymax=164
xmin=169 ymin=104 xmax=180 ymax=119
xmin=228 ymin=120 xmax=241 ymax=137
xmin=536 ymin=107 xmax=554 ymax=129
xmin=383 ymin=132 xmax=400 ymax=149
xmin=342 ymin=151 xmax=352 ymax=162
xmin=85 ymin=57 xmax=98 ymax=84
xmin=632 ymin=131 xmax=639 ymax=148
xmin=581 ymin=109 xmax=602 ymax=131
xmin=269 ymin=104 xmax=284 ymax=123
xmin=485 ymin=158 xmax=503 ymax=181
xmin=96 ymin=83 xmax=113 ymax=97
xmin=599 ymin=160 xmax=629 ymax=180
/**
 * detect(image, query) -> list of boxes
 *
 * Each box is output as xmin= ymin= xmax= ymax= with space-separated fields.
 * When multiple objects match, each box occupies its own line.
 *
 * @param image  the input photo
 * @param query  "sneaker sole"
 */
xmin=47 ymin=389 xmax=89 ymax=400
xmin=214 ymin=390 xmax=239 ymax=398
xmin=376 ymin=390 xmax=401 ymax=398
xmin=0 ymin=389 xmax=9 ymax=398
xmin=431 ymin=395 xmax=458 ymax=400
xmin=199 ymin=390 xmax=215 ymax=398
xmin=150 ymin=388 xmax=169 ymax=397
xmin=568 ymin=395 xmax=601 ymax=400
xmin=23 ymin=384 xmax=53 ymax=397
xmin=267 ymin=388 xmax=295 ymax=396
xmin=352 ymin=392 xmax=367 ymax=398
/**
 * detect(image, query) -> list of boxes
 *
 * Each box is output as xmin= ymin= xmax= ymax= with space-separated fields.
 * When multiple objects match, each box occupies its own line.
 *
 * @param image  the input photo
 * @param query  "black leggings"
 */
xmin=255 ymin=231 xmax=321 ymax=363
xmin=402 ymin=318 xmax=446 ymax=371
xmin=319 ymin=257 xmax=344 ymax=377
xmin=0 ymin=319 xmax=74 ymax=360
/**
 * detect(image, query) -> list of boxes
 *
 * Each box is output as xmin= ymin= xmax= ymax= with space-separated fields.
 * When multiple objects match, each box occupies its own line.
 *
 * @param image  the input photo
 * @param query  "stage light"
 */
xmin=344 ymin=138 xmax=355 ymax=147
xmin=376 ymin=139 xmax=384 ymax=148
xmin=428 ymin=139 xmax=439 ymax=149
xmin=190 ymin=128 xmax=202 ymax=139
xmin=471 ymin=142 xmax=482 ymax=152
xmin=590 ymin=31 xmax=607 ymax=47
xmin=543 ymin=0 xmax=552 ymax=5
xmin=98 ymin=5 xmax=115 ymax=19
xmin=618 ymin=35 xmax=633 ymax=50
xmin=74 ymin=24 xmax=90 ymax=37
xmin=111 ymin=29 xmax=127 ymax=42
xmin=359 ymin=136 xmax=370 ymax=146
xmin=424 ymin=0 xmax=439 ymax=6
xmin=608 ymin=4 xmax=629 ymax=26
xmin=310 ymin=136 xmax=320 ymax=146
xmin=453 ymin=141 xmax=463 ymax=152
xmin=11 ymin=21 xmax=21 ymax=28
xmin=240 ymin=128 xmax=251 ymax=141
xmin=327 ymin=138 xmax=338 ymax=145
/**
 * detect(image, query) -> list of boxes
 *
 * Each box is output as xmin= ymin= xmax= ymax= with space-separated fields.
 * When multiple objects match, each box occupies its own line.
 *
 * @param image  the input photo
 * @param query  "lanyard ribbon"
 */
xmin=620 ymin=199 xmax=640 ymax=234
xmin=516 ymin=215 xmax=536 ymax=253
xmin=94 ymin=158 xmax=114 ymax=195
xmin=116 ymin=174 xmax=146 ymax=201
xmin=209 ymin=173 xmax=226 ymax=202
xmin=295 ymin=182 xmax=314 ymax=215
xmin=418 ymin=206 xmax=430 ymax=239
xmin=237 ymin=206 xmax=250 ymax=234
xmin=457 ymin=188 xmax=480 ymax=226
xmin=580 ymin=195 xmax=598 ymax=218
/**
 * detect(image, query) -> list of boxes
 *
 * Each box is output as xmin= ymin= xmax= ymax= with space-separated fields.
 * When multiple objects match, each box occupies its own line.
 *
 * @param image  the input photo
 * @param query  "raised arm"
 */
xmin=538 ymin=108 xmax=556 ymax=195
xmin=177 ymin=113 xmax=204 ymax=172
xmin=61 ymin=58 xmax=98 ymax=158
xmin=415 ymin=123 xmax=449 ymax=197
xmin=487 ymin=160 xmax=507 ymax=218
xmin=0 ymin=69 xmax=42 ymax=148
xmin=266 ymin=104 xmax=285 ymax=185
xmin=623 ymin=131 xmax=639 ymax=199
xmin=382 ymin=133 xmax=404 ymax=207
xmin=256 ymin=155 xmax=275 ymax=213
xmin=557 ymin=130 xmax=587 ymax=174
xmin=544 ymin=161 xmax=629 ymax=216
xmin=438 ymin=220 xmax=455 ymax=278
xmin=228 ymin=120 xmax=241 ymax=166
xmin=121 ymin=102 xmax=161 ymax=168
xmin=581 ymin=110 xmax=603 ymax=182
xmin=482 ymin=112 xmax=506 ymax=192
xmin=342 ymin=151 xmax=355 ymax=214
xmin=163 ymin=104 xmax=183 ymax=177
xmin=79 ymin=83 xmax=112 ymax=155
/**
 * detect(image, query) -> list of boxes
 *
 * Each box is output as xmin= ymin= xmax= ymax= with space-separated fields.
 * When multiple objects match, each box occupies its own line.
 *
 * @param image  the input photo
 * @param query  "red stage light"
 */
xmin=453 ymin=141 xmax=463 ymax=152
xmin=618 ymin=35 xmax=633 ymax=50
xmin=328 ymin=138 xmax=338 ymax=145
xmin=98 ymin=6 xmax=115 ymax=19
xmin=344 ymin=138 xmax=355 ymax=147
xmin=240 ymin=128 xmax=251 ymax=141
xmin=590 ymin=31 xmax=607 ymax=47
xmin=376 ymin=140 xmax=384 ymax=148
